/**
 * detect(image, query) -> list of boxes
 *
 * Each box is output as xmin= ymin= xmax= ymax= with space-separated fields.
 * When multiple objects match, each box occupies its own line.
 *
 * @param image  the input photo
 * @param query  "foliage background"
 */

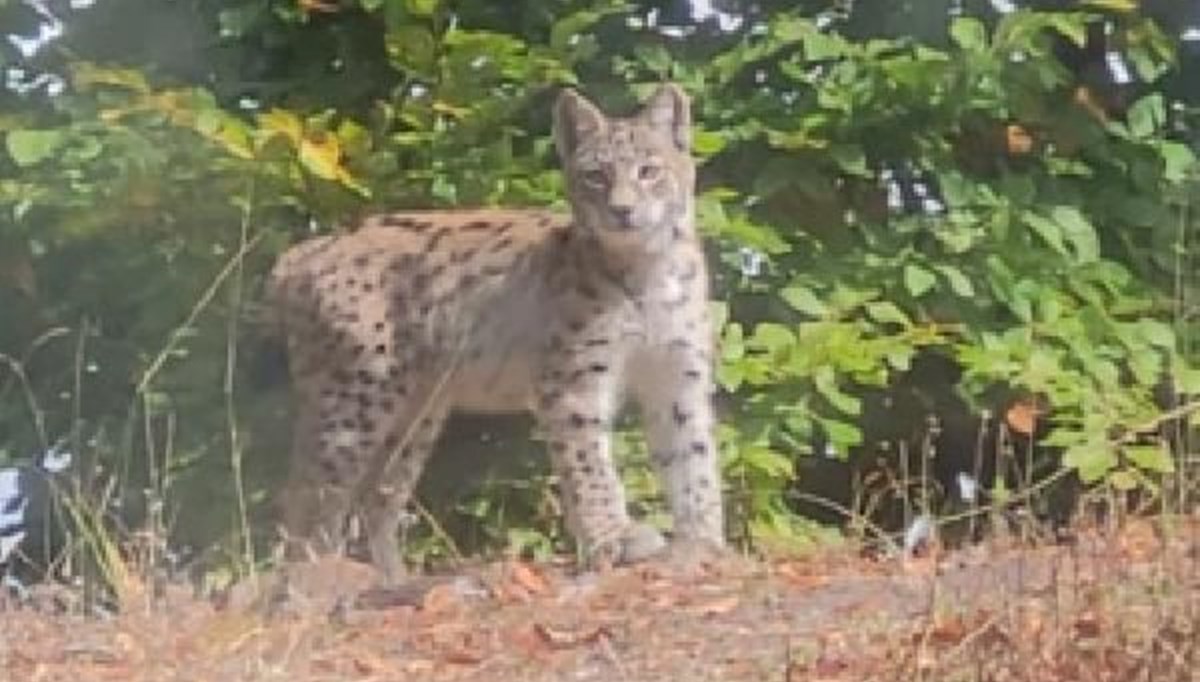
xmin=1 ymin=0 xmax=1198 ymax=575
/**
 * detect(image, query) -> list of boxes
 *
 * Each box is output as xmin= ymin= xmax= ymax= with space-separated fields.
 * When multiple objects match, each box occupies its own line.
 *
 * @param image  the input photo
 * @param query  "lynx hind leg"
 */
xmin=359 ymin=401 xmax=449 ymax=584
xmin=277 ymin=346 xmax=434 ymax=565
xmin=277 ymin=387 xmax=363 ymax=560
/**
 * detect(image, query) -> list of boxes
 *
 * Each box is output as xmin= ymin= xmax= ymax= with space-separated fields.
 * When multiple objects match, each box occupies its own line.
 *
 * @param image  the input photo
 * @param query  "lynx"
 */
xmin=266 ymin=84 xmax=724 ymax=580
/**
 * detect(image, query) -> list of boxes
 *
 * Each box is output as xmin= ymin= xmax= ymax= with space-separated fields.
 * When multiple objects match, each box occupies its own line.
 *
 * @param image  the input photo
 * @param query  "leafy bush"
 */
xmin=0 ymin=0 xmax=1196 ymax=569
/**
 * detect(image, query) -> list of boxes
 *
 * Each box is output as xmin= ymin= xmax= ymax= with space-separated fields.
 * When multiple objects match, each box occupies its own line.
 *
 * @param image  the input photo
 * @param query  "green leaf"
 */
xmin=1050 ymin=206 xmax=1099 ymax=263
xmin=715 ymin=362 xmax=744 ymax=392
xmin=1138 ymin=319 xmax=1176 ymax=349
xmin=813 ymin=366 xmax=861 ymax=416
xmin=1127 ymin=45 xmax=1169 ymax=83
xmin=1064 ymin=440 xmax=1117 ymax=482
xmin=830 ymin=144 xmax=869 ymax=176
xmin=865 ymin=301 xmax=910 ymax=327
xmin=800 ymin=26 xmax=849 ymax=60
xmin=740 ymin=445 xmax=795 ymax=478
xmin=1023 ymin=212 xmax=1066 ymax=256
xmin=405 ymin=0 xmax=438 ymax=16
xmin=749 ymin=322 xmax=796 ymax=354
xmin=1046 ymin=14 xmax=1089 ymax=47
xmin=1125 ymin=444 xmax=1174 ymax=474
xmin=933 ymin=264 xmax=975 ymax=298
xmin=1108 ymin=469 xmax=1139 ymax=491
xmin=1127 ymin=93 xmax=1164 ymax=139
xmin=385 ymin=25 xmax=436 ymax=74
xmin=949 ymin=17 xmax=987 ymax=51
xmin=1159 ymin=142 xmax=1196 ymax=183
xmin=1177 ymin=367 xmax=1200 ymax=394
xmin=6 ymin=129 xmax=64 ymax=167
xmin=903 ymin=264 xmax=937 ymax=298
xmin=721 ymin=215 xmax=790 ymax=255
xmin=720 ymin=322 xmax=745 ymax=362
xmin=781 ymin=285 xmax=828 ymax=318
xmin=692 ymin=129 xmax=727 ymax=157
xmin=818 ymin=417 xmax=863 ymax=451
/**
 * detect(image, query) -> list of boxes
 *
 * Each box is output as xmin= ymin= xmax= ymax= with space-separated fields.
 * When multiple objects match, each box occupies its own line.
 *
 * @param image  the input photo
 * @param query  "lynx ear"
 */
xmin=640 ymin=83 xmax=691 ymax=152
xmin=553 ymin=88 xmax=606 ymax=161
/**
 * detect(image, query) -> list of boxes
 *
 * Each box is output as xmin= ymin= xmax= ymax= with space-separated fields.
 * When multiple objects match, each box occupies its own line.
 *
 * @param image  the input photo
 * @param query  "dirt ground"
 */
xmin=2 ymin=519 xmax=1199 ymax=682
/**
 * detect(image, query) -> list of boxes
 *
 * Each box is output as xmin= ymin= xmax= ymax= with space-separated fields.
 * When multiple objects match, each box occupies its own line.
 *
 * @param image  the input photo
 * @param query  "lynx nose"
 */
xmin=610 ymin=205 xmax=635 ymax=229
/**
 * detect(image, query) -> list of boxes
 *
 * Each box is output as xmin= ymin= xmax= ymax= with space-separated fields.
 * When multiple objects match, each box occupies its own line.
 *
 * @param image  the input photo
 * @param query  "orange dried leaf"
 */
xmin=441 ymin=646 xmax=485 ymax=665
xmin=926 ymin=615 xmax=969 ymax=646
xmin=1005 ymin=398 xmax=1041 ymax=436
xmin=420 ymin=583 xmax=463 ymax=615
xmin=507 ymin=562 xmax=552 ymax=596
xmin=508 ymin=625 xmax=554 ymax=657
xmin=297 ymin=0 xmax=341 ymax=14
xmin=1005 ymin=124 xmax=1034 ymax=156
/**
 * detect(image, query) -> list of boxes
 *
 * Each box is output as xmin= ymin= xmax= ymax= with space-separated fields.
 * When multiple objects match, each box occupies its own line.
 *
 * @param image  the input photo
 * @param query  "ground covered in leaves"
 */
xmin=2 ymin=519 xmax=1199 ymax=682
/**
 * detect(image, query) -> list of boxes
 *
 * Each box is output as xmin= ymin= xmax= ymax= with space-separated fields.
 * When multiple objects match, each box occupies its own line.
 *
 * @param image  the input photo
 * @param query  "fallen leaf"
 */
xmin=508 ymin=562 xmax=552 ymax=596
xmin=1117 ymin=519 xmax=1160 ymax=561
xmin=926 ymin=615 xmax=969 ymax=646
xmin=775 ymin=562 xmax=831 ymax=589
xmin=442 ymin=646 xmax=485 ymax=666
xmin=508 ymin=625 xmax=554 ymax=658
xmin=813 ymin=654 xmax=850 ymax=676
xmin=403 ymin=659 xmax=436 ymax=674
xmin=421 ymin=583 xmax=463 ymax=616
xmin=533 ymin=622 xmax=611 ymax=649
xmin=690 ymin=595 xmax=740 ymax=617
xmin=351 ymin=651 xmax=388 ymax=676
xmin=1073 ymin=611 xmax=1104 ymax=639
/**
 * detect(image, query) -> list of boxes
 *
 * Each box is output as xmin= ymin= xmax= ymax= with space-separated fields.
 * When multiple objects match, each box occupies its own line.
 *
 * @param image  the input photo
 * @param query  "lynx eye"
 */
xmin=637 ymin=163 xmax=663 ymax=182
xmin=580 ymin=169 xmax=608 ymax=188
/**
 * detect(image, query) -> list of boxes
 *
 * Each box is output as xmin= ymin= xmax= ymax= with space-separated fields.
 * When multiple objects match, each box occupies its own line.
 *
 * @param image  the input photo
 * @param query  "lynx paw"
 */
xmin=587 ymin=522 xmax=668 ymax=568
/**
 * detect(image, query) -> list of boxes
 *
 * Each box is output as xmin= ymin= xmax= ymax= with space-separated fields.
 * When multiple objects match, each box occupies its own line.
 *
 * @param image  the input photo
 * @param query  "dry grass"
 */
xmin=2 ymin=516 xmax=1198 ymax=682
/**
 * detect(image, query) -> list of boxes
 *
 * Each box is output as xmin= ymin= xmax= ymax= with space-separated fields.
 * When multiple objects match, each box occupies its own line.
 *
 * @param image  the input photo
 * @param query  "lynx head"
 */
xmin=554 ymin=84 xmax=696 ymax=255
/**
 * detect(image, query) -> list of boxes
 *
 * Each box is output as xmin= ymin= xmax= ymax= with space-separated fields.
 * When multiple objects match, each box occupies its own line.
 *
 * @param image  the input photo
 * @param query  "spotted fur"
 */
xmin=267 ymin=85 xmax=724 ymax=580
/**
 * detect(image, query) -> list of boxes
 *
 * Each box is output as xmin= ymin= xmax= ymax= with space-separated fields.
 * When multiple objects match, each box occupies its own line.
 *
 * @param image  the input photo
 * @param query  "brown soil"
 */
xmin=2 ymin=519 xmax=1199 ymax=681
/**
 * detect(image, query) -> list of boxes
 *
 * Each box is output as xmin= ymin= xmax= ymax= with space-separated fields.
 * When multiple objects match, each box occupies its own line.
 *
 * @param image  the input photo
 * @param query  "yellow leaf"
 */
xmin=299 ymin=133 xmax=371 ymax=196
xmin=431 ymin=100 xmax=472 ymax=119
xmin=1081 ymin=0 xmax=1138 ymax=12
xmin=298 ymin=133 xmax=343 ymax=181
xmin=257 ymin=109 xmax=304 ymax=145
xmin=70 ymin=63 xmax=150 ymax=93
xmin=208 ymin=120 xmax=254 ymax=160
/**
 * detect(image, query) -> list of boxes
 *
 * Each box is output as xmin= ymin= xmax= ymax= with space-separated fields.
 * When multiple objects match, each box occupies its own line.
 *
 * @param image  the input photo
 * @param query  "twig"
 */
xmin=133 ymin=230 xmax=265 ymax=397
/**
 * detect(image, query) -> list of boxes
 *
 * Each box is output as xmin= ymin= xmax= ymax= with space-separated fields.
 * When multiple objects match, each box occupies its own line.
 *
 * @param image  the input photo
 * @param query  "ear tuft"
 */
xmin=553 ymin=88 xmax=606 ymax=162
xmin=641 ymin=83 xmax=691 ymax=152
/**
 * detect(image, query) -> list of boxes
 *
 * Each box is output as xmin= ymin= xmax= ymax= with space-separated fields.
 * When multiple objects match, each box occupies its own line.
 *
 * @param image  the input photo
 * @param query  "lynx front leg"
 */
xmin=535 ymin=340 xmax=664 ymax=566
xmin=634 ymin=342 xmax=725 ymax=550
